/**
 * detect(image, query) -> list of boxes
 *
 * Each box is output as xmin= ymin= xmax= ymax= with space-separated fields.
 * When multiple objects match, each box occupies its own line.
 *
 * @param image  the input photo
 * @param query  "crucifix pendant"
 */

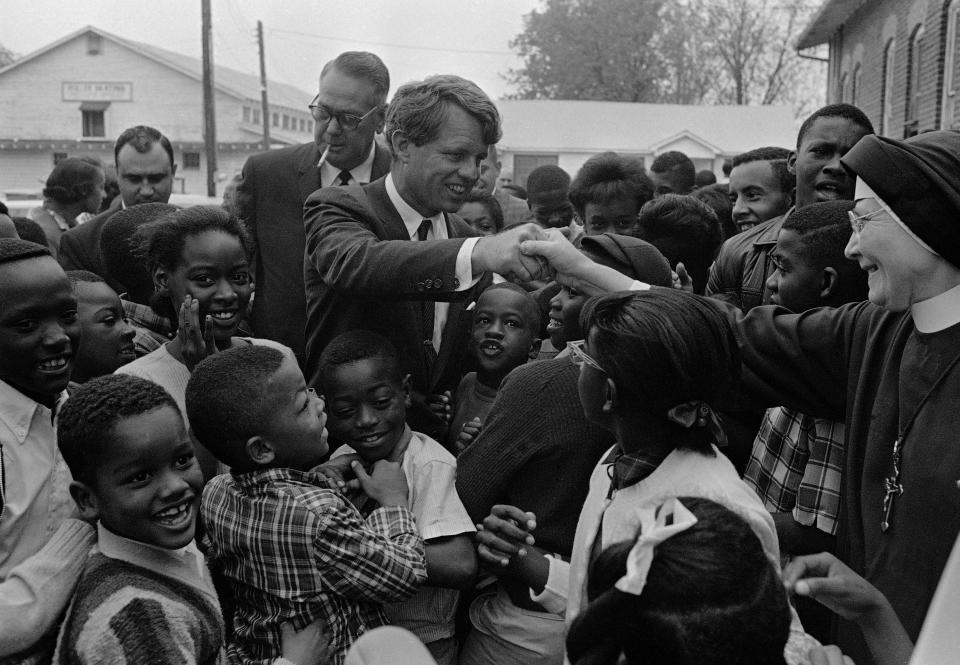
xmin=881 ymin=438 xmax=904 ymax=532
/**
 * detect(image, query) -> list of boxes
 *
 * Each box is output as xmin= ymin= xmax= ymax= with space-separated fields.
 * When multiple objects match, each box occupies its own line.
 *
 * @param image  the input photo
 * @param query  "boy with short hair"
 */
xmin=727 ymin=146 xmax=794 ymax=233
xmin=319 ymin=331 xmax=476 ymax=665
xmin=0 ymin=238 xmax=81 ymax=661
xmin=526 ymin=165 xmax=576 ymax=231
xmin=53 ymin=374 xmax=218 ymax=662
xmin=745 ymin=200 xmax=868 ymax=557
xmin=66 ymin=271 xmax=137 ymax=383
xmin=187 ymin=345 xmax=426 ymax=665
xmin=445 ymin=283 xmax=541 ymax=452
xmin=649 ymin=150 xmax=696 ymax=197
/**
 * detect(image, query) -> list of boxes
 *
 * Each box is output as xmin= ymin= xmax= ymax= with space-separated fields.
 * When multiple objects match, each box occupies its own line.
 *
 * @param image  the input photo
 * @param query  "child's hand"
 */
xmin=351 ymin=459 xmax=409 ymax=509
xmin=280 ymin=619 xmax=331 ymax=665
xmin=312 ymin=453 xmax=362 ymax=493
xmin=427 ymin=391 xmax=453 ymax=424
xmin=807 ymin=645 xmax=855 ymax=665
xmin=456 ymin=417 xmax=483 ymax=454
xmin=178 ymin=295 xmax=218 ymax=371
xmin=476 ymin=504 xmax=536 ymax=569
xmin=673 ymin=262 xmax=694 ymax=293
xmin=783 ymin=552 xmax=888 ymax=622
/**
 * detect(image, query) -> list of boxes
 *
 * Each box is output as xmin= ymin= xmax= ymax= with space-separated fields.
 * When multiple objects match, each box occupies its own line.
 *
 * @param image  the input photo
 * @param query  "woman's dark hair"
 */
xmin=579 ymin=289 xmax=738 ymax=450
xmin=569 ymin=151 xmax=653 ymax=218
xmin=566 ymin=497 xmax=790 ymax=665
xmin=42 ymin=158 xmax=103 ymax=205
xmin=135 ymin=205 xmax=251 ymax=321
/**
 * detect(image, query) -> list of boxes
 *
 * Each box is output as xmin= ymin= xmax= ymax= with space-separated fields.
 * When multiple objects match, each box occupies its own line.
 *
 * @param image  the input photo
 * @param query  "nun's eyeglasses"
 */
xmin=848 ymin=208 xmax=886 ymax=234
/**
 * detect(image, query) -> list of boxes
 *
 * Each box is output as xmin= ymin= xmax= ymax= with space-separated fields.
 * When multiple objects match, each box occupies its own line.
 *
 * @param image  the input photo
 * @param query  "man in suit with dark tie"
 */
xmin=237 ymin=51 xmax=392 ymax=362
xmin=303 ymin=75 xmax=547 ymax=437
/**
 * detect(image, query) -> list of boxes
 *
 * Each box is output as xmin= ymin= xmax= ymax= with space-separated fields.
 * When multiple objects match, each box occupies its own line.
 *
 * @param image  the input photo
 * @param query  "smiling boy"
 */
xmin=0 ymin=239 xmax=80 ymax=659
xmin=66 ymin=271 xmax=137 ymax=383
xmin=321 ymin=331 xmax=475 ymax=665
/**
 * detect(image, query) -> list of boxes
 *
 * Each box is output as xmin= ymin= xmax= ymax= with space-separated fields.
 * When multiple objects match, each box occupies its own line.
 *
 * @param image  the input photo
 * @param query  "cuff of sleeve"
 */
xmin=528 ymin=555 xmax=569 ymax=615
xmin=368 ymin=505 xmax=419 ymax=539
xmin=273 ymin=659 xmax=297 ymax=665
xmin=629 ymin=280 xmax=651 ymax=291
xmin=458 ymin=237 xmax=481 ymax=290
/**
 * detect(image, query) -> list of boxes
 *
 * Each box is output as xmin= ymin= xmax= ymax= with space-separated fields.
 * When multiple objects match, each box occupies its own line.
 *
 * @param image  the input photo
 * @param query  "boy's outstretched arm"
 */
xmin=423 ymin=534 xmax=477 ymax=589
xmin=313 ymin=460 xmax=427 ymax=605
xmin=784 ymin=552 xmax=912 ymax=665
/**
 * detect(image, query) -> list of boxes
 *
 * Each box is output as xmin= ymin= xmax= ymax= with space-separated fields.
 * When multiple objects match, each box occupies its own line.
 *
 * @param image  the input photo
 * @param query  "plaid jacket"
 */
xmin=743 ymin=406 xmax=844 ymax=536
xmin=201 ymin=468 xmax=426 ymax=665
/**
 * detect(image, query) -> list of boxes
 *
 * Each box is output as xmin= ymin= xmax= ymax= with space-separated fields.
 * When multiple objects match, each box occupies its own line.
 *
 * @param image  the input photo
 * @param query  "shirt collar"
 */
xmin=385 ymin=172 xmax=446 ymax=240
xmin=603 ymin=444 xmax=669 ymax=493
xmin=122 ymin=299 xmax=175 ymax=336
xmin=319 ymin=140 xmax=377 ymax=187
xmin=0 ymin=378 xmax=66 ymax=443
xmin=97 ymin=522 xmax=207 ymax=581
xmin=912 ymin=281 xmax=960 ymax=333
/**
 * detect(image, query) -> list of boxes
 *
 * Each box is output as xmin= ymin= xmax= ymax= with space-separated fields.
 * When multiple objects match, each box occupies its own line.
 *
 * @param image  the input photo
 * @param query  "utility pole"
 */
xmin=257 ymin=21 xmax=271 ymax=151
xmin=201 ymin=0 xmax=217 ymax=197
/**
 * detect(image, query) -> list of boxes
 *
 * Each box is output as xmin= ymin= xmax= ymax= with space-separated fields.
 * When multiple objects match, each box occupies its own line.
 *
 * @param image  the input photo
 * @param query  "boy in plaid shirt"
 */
xmin=186 ymin=345 xmax=427 ymax=665
xmin=743 ymin=200 xmax=868 ymax=556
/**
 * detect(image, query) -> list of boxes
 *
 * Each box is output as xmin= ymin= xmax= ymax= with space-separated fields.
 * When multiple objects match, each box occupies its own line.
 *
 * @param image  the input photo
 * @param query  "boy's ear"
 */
xmin=602 ymin=377 xmax=618 ymax=414
xmin=401 ymin=373 xmax=412 ymax=408
xmin=528 ymin=338 xmax=542 ymax=360
xmin=787 ymin=150 xmax=797 ymax=175
xmin=820 ymin=266 xmax=839 ymax=300
xmin=69 ymin=480 xmax=100 ymax=522
xmin=153 ymin=266 xmax=169 ymax=296
xmin=245 ymin=435 xmax=276 ymax=466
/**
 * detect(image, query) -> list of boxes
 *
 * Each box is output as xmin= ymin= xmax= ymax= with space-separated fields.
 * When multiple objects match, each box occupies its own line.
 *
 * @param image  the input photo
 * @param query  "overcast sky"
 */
xmin=1 ymin=0 xmax=543 ymax=100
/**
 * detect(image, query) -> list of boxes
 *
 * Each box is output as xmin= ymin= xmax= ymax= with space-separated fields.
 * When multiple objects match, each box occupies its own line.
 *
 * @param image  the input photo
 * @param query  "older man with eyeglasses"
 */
xmin=236 ymin=51 xmax=393 ymax=362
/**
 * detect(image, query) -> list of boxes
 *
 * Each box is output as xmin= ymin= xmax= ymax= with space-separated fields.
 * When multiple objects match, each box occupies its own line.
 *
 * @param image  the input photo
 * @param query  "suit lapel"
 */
xmin=297 ymin=144 xmax=322 ymax=204
xmin=365 ymin=177 xmax=411 ymax=241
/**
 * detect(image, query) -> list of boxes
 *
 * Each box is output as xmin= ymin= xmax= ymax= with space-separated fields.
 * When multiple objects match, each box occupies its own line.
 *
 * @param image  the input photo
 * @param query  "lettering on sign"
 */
xmin=62 ymin=82 xmax=133 ymax=102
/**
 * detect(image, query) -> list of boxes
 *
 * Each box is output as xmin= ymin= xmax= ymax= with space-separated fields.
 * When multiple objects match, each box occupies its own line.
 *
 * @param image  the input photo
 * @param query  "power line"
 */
xmin=267 ymin=27 xmax=514 ymax=57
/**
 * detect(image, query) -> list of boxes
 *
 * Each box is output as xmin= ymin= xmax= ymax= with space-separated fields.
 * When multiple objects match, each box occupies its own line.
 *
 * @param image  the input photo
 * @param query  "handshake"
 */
xmin=471 ymin=224 xmax=588 ymax=285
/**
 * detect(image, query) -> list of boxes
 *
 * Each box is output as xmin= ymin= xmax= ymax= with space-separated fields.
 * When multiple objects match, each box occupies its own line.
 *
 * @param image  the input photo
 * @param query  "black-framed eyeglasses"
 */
xmin=848 ymin=207 xmax=886 ymax=234
xmin=308 ymin=96 xmax=379 ymax=131
xmin=567 ymin=339 xmax=604 ymax=372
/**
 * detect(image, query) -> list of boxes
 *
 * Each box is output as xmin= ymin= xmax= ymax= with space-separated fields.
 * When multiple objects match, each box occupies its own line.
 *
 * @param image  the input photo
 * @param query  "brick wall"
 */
xmin=828 ymin=0 xmax=952 ymax=137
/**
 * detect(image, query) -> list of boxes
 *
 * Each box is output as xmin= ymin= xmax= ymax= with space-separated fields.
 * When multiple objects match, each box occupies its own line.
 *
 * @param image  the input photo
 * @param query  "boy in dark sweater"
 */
xmin=445 ymin=283 xmax=541 ymax=453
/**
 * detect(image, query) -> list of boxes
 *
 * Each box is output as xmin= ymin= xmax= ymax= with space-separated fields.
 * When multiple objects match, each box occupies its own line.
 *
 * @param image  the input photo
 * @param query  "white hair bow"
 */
xmin=614 ymin=497 xmax=699 ymax=596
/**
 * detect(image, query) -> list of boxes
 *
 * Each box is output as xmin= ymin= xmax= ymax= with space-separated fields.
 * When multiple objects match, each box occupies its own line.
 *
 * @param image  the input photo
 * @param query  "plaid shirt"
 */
xmin=201 ymin=468 xmax=427 ymax=665
xmin=743 ymin=406 xmax=844 ymax=536
xmin=603 ymin=445 xmax=668 ymax=494
xmin=121 ymin=299 xmax=175 ymax=357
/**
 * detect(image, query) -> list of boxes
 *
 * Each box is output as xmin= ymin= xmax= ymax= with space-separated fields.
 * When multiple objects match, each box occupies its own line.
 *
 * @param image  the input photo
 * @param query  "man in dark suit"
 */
xmin=237 ymin=52 xmax=392 ymax=362
xmin=303 ymin=74 xmax=547 ymax=436
xmin=472 ymin=143 xmax=532 ymax=227
xmin=58 ymin=125 xmax=176 ymax=291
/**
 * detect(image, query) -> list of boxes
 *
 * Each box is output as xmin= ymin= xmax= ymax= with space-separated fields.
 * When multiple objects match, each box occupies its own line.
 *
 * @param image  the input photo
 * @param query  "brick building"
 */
xmin=798 ymin=0 xmax=960 ymax=138
xmin=0 ymin=25 xmax=314 ymax=197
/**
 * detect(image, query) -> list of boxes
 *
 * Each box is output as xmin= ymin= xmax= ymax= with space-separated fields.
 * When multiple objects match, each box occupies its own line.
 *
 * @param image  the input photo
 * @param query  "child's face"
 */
xmin=548 ymin=278 xmax=587 ymax=347
xmin=89 ymin=405 xmax=203 ymax=549
xmin=158 ymin=230 xmax=253 ymax=346
xmin=259 ymin=353 xmax=329 ymax=470
xmin=790 ymin=116 xmax=869 ymax=208
xmin=528 ymin=191 xmax=576 ymax=229
xmin=459 ymin=201 xmax=499 ymax=236
xmin=728 ymin=161 xmax=792 ymax=232
xmin=766 ymin=229 xmax=825 ymax=313
xmin=0 ymin=257 xmax=81 ymax=403
xmin=582 ymin=197 xmax=640 ymax=237
xmin=324 ymin=358 xmax=410 ymax=463
xmin=472 ymin=288 xmax=539 ymax=378
xmin=73 ymin=281 xmax=137 ymax=380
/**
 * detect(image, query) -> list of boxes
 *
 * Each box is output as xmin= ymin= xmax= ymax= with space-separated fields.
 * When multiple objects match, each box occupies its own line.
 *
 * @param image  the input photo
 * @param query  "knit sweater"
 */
xmin=456 ymin=357 xmax=614 ymax=556
xmin=54 ymin=526 xmax=223 ymax=665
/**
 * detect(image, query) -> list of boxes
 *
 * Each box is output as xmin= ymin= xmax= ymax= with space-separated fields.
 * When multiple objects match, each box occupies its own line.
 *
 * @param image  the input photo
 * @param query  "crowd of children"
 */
xmin=3 ymin=88 xmax=960 ymax=665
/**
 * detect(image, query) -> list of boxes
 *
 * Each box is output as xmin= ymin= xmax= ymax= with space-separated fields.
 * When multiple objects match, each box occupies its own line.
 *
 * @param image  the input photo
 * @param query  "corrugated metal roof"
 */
xmin=796 ymin=0 xmax=868 ymax=50
xmin=496 ymin=100 xmax=797 ymax=154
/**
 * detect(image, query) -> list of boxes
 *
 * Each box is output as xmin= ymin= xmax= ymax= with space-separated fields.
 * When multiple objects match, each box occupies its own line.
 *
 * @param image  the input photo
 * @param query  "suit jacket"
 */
xmin=57 ymin=197 xmax=123 ymax=290
xmin=494 ymin=188 xmax=533 ymax=227
xmin=237 ymin=141 xmax=391 ymax=362
xmin=303 ymin=176 xmax=491 ymax=436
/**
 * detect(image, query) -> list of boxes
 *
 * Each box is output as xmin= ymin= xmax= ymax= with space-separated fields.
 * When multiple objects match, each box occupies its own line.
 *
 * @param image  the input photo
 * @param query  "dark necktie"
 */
xmin=337 ymin=170 xmax=352 ymax=186
xmin=416 ymin=220 xmax=436 ymax=353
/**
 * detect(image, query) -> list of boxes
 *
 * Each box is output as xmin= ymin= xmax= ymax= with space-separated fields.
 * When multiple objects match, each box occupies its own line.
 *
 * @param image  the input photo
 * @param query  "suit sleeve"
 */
xmin=705 ymin=239 xmax=743 ymax=308
xmin=57 ymin=230 xmax=86 ymax=272
xmin=236 ymin=159 xmax=258 ymax=265
xmin=303 ymin=187 xmax=469 ymax=301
